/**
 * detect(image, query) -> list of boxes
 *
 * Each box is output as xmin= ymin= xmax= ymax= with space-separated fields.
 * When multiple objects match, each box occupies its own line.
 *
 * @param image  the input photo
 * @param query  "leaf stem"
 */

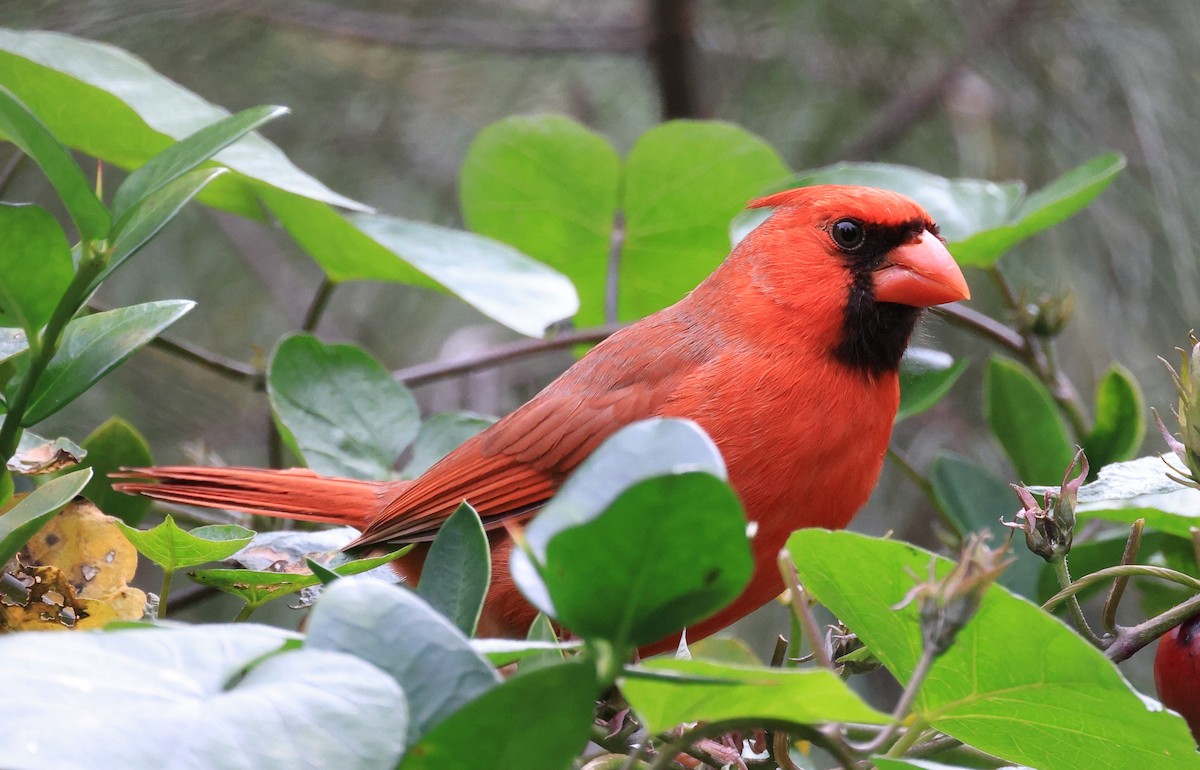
xmin=1049 ymin=556 xmax=1104 ymax=645
xmin=884 ymin=717 xmax=930 ymax=758
xmin=157 ymin=568 xmax=175 ymax=619
xmin=301 ymin=277 xmax=336 ymax=333
xmin=233 ymin=601 xmax=257 ymax=622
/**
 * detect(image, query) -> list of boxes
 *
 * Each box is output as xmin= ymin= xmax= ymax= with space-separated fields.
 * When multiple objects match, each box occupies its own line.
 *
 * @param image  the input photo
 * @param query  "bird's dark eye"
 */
xmin=830 ymin=218 xmax=866 ymax=251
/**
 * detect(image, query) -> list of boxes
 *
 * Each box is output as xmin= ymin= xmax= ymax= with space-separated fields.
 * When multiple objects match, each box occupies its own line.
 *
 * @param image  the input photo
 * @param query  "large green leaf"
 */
xmin=77 ymin=417 xmax=154 ymax=525
xmin=0 ymin=203 xmax=73 ymax=336
xmin=0 ymin=86 xmax=109 ymax=239
xmin=0 ymin=467 xmax=92 ymax=566
xmin=261 ymin=191 xmax=578 ymax=338
xmin=954 ymin=153 xmax=1126 ymax=267
xmin=984 ymin=355 xmax=1076 ymax=484
xmin=1083 ymin=363 xmax=1145 ymax=470
xmin=0 ymin=29 xmax=365 ymax=218
xmin=349 ymin=213 xmax=579 ymax=338
xmin=307 ymin=578 xmax=498 ymax=744
xmin=540 ymin=473 xmax=751 ymax=651
xmin=267 ymin=334 xmax=419 ymax=480
xmin=417 ymin=502 xmax=491 ymax=636
xmin=620 ymin=121 xmax=788 ymax=320
xmin=112 ymin=104 xmax=288 ymax=222
xmin=788 ymin=529 xmax=1200 ymax=770
xmin=620 ymin=658 xmax=888 ymax=733
xmin=0 ymin=623 xmax=407 ymax=770
xmin=460 ymin=115 xmax=620 ymax=327
xmin=897 ymin=348 xmax=968 ymax=422
xmin=512 ymin=418 xmax=732 ymax=633
xmin=400 ymin=659 xmax=596 ymax=770
xmin=19 ymin=300 xmax=195 ymax=426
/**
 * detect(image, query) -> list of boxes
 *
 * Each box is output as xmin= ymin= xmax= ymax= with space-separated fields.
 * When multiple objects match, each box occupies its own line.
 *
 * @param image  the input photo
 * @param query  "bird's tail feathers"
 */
xmin=111 ymin=466 xmax=393 ymax=530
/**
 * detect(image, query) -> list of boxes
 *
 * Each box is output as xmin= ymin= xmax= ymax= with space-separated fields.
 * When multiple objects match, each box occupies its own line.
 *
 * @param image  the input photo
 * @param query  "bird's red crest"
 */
xmin=749 ymin=185 xmax=935 ymax=230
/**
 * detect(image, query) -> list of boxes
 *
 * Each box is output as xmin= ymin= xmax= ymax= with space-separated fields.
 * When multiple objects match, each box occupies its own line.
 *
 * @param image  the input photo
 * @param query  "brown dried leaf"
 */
xmin=8 ymin=437 xmax=84 ymax=475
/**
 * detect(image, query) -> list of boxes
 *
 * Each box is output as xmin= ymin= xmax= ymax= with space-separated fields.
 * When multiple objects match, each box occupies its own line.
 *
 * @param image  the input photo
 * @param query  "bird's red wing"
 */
xmin=347 ymin=320 xmax=706 ymax=548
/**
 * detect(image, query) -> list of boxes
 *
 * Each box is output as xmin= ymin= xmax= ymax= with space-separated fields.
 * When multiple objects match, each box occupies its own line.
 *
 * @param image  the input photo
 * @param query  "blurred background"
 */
xmin=4 ymin=0 xmax=1196 ymax=698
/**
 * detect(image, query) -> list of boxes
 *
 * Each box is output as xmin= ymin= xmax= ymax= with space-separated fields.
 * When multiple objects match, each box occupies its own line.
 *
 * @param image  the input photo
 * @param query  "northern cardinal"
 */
xmin=115 ymin=185 xmax=969 ymax=654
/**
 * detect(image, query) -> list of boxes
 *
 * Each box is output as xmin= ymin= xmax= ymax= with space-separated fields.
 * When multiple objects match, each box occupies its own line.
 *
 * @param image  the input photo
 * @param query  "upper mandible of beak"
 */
xmin=872 ymin=230 xmax=970 ymax=308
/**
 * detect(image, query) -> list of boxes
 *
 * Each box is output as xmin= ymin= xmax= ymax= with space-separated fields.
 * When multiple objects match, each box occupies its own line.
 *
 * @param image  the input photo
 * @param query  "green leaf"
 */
xmin=267 ymin=334 xmax=419 ymax=480
xmin=187 ymin=546 xmax=411 ymax=608
xmin=76 ymin=417 xmax=153 ymax=525
xmin=0 ymin=86 xmax=109 ymax=239
xmin=960 ymin=152 xmax=1126 ymax=267
xmin=1084 ymin=363 xmax=1145 ymax=469
xmin=621 ymin=658 xmax=888 ymax=733
xmin=541 ymin=473 xmax=752 ymax=651
xmin=400 ymin=411 xmax=495 ymax=479
xmin=417 ymin=502 xmax=490 ymax=636
xmin=1071 ymin=454 xmax=1185 ymax=503
xmin=400 ymin=659 xmax=596 ymax=770
xmin=116 ymin=515 xmax=252 ymax=572
xmin=928 ymin=452 xmax=1041 ymax=597
xmin=98 ymin=167 xmax=228 ymax=291
xmin=620 ymin=121 xmax=788 ymax=320
xmin=788 ymin=529 xmax=1200 ymax=770
xmin=19 ymin=300 xmax=195 ymax=425
xmin=0 ymin=467 xmax=92 ymax=566
xmin=0 ymin=623 xmax=406 ymax=770
xmin=348 ymin=213 xmax=579 ymax=337
xmin=984 ymin=355 xmax=1076 ymax=484
xmin=897 ymin=348 xmax=968 ymax=422
xmin=0 ymin=29 xmax=366 ymax=218
xmin=460 ymin=115 xmax=620 ymax=328
xmin=307 ymin=578 xmax=499 ymax=744
xmin=0 ymin=203 xmax=74 ymax=336
xmin=112 ymin=104 xmax=288 ymax=222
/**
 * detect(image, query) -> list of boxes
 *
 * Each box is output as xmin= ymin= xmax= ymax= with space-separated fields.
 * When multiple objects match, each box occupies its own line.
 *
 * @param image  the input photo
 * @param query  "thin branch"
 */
xmin=393 ymin=323 xmax=622 ymax=387
xmin=1101 ymin=519 xmax=1144 ymax=634
xmin=301 ymin=278 xmax=337 ymax=333
xmin=778 ymin=551 xmax=833 ymax=671
xmin=931 ymin=302 xmax=1025 ymax=353
xmin=147 ymin=331 xmax=263 ymax=385
xmin=851 ymin=647 xmax=937 ymax=755
xmin=842 ymin=0 xmax=1038 ymax=159
xmin=1108 ymin=591 xmax=1200 ymax=663
xmin=192 ymin=0 xmax=644 ymax=54
xmin=1043 ymin=564 xmax=1200 ymax=612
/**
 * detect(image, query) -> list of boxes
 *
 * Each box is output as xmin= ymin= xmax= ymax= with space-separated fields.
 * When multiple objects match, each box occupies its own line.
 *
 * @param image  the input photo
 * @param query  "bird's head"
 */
xmin=735 ymin=184 xmax=970 ymax=376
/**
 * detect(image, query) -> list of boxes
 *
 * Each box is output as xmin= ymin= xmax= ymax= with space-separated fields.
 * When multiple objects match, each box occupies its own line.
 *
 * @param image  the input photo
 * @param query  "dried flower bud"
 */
xmin=1003 ymin=449 xmax=1087 ymax=562
xmin=828 ymin=624 xmax=881 ymax=675
xmin=1018 ymin=290 xmax=1075 ymax=338
xmin=895 ymin=534 xmax=1010 ymax=656
xmin=1157 ymin=334 xmax=1200 ymax=489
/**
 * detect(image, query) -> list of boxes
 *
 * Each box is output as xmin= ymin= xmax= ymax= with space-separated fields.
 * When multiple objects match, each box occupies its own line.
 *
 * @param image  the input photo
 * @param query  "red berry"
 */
xmin=1154 ymin=613 xmax=1200 ymax=741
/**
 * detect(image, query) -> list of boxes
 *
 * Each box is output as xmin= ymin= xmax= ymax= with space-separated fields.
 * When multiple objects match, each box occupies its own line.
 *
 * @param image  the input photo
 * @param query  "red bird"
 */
xmin=115 ymin=185 xmax=969 ymax=654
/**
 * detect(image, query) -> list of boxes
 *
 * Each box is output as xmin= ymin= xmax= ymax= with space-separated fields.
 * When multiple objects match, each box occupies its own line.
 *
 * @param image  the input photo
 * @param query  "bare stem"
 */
xmin=1108 ymin=591 xmax=1200 ymax=663
xmin=1101 ymin=519 xmax=1144 ymax=634
xmin=301 ymin=277 xmax=336 ymax=333
xmin=393 ymin=323 xmax=622 ymax=386
xmin=1050 ymin=557 xmax=1105 ymax=646
xmin=778 ymin=551 xmax=833 ymax=671
xmin=1043 ymin=564 xmax=1200 ymax=612
xmin=852 ymin=646 xmax=937 ymax=755
xmin=157 ymin=568 xmax=175 ymax=619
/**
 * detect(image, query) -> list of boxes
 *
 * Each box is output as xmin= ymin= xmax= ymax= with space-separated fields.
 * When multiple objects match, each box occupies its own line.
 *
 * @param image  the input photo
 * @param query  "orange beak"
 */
xmin=873 ymin=230 xmax=970 ymax=307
